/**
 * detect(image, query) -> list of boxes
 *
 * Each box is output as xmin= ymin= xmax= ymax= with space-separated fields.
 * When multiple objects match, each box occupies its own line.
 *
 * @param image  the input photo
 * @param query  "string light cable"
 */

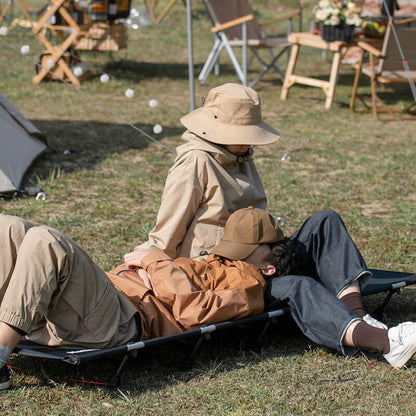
xmin=0 ymin=35 xmax=176 ymax=155
xmin=2 ymin=8 xmax=184 ymax=115
xmin=0 ymin=12 xmax=281 ymax=159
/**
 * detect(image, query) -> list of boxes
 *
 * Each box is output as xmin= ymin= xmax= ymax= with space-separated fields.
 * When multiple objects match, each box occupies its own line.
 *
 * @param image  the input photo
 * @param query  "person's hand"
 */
xmin=138 ymin=269 xmax=158 ymax=296
xmin=124 ymin=248 xmax=154 ymax=269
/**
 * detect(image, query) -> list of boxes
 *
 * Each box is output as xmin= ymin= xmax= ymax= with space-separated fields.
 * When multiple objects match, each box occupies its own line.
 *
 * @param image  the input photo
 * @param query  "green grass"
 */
xmin=1 ymin=0 xmax=416 ymax=414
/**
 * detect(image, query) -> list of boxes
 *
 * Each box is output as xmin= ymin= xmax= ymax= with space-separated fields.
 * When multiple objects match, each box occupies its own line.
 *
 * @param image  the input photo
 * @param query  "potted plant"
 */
xmin=314 ymin=1 xmax=362 ymax=42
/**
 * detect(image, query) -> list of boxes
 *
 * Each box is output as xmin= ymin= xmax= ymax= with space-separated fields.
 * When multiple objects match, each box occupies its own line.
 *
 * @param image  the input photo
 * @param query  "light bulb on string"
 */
xmin=100 ymin=73 xmax=110 ymax=83
xmin=149 ymin=98 xmax=158 ymax=108
xmin=20 ymin=45 xmax=30 ymax=55
xmin=153 ymin=124 xmax=163 ymax=134
xmin=125 ymin=88 xmax=135 ymax=98
xmin=73 ymin=66 xmax=83 ymax=77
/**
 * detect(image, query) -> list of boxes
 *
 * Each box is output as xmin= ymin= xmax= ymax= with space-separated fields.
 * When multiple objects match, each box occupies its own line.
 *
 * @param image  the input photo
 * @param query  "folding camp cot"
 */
xmin=12 ymin=268 xmax=416 ymax=387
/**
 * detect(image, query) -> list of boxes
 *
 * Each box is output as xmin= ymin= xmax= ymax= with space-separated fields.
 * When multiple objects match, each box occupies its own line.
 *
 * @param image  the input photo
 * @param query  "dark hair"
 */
xmin=266 ymin=237 xmax=300 ymax=278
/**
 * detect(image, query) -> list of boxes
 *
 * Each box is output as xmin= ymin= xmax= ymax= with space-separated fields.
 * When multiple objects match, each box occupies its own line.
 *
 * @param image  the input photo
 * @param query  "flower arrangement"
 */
xmin=314 ymin=1 xmax=362 ymax=27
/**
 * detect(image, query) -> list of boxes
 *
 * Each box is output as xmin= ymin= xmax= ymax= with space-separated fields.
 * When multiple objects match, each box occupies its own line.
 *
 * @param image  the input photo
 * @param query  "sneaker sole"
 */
xmin=386 ymin=344 xmax=416 ymax=369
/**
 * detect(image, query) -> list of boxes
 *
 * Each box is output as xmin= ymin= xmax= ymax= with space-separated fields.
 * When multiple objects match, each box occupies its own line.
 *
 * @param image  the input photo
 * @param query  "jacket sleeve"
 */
xmin=140 ymin=252 xmax=263 ymax=330
xmin=137 ymin=152 xmax=206 ymax=259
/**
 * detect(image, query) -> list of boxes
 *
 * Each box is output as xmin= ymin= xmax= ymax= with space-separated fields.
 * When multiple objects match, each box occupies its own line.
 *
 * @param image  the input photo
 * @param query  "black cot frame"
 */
xmin=13 ymin=268 xmax=416 ymax=386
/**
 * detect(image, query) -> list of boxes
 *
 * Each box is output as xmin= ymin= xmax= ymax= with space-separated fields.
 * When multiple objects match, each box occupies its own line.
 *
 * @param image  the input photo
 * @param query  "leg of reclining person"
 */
xmin=0 ymin=223 xmax=139 ymax=361
xmin=290 ymin=210 xmax=371 ymax=296
xmin=264 ymin=274 xmax=416 ymax=368
xmin=290 ymin=210 xmax=383 ymax=326
xmin=265 ymin=274 xmax=360 ymax=356
xmin=0 ymin=215 xmax=34 ymax=301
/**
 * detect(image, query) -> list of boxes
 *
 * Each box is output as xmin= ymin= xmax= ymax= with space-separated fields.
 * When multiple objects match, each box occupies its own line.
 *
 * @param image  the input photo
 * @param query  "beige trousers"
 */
xmin=0 ymin=215 xmax=138 ymax=348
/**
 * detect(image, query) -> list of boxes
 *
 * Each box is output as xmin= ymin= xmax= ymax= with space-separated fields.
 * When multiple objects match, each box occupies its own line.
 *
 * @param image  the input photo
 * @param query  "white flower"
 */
xmin=330 ymin=15 xmax=341 ymax=25
xmin=345 ymin=10 xmax=361 ymax=25
xmin=316 ymin=9 xmax=330 ymax=21
xmin=331 ymin=7 xmax=340 ymax=16
xmin=314 ymin=1 xmax=359 ymax=24
xmin=347 ymin=1 xmax=356 ymax=11
xmin=319 ymin=0 xmax=331 ymax=8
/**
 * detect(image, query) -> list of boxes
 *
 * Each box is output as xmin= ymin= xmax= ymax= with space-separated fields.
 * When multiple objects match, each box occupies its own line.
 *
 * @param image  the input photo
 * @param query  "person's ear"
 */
xmin=261 ymin=265 xmax=276 ymax=277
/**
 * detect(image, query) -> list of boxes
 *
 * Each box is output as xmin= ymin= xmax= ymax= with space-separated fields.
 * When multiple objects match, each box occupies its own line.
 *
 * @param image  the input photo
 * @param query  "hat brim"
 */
xmin=211 ymin=240 xmax=259 ymax=261
xmin=180 ymin=107 xmax=280 ymax=146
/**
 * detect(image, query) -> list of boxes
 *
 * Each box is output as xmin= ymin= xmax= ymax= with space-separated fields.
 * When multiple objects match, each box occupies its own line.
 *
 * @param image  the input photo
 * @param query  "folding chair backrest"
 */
xmin=379 ymin=23 xmax=416 ymax=75
xmin=203 ymin=0 xmax=264 ymax=41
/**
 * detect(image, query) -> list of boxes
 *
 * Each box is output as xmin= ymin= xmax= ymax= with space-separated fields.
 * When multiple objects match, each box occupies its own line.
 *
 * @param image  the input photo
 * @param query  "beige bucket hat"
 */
xmin=180 ymin=83 xmax=280 ymax=145
xmin=211 ymin=206 xmax=284 ymax=260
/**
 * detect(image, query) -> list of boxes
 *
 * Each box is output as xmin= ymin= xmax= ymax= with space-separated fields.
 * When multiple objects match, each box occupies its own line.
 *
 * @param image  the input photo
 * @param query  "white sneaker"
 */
xmin=363 ymin=314 xmax=388 ymax=330
xmin=384 ymin=322 xmax=416 ymax=368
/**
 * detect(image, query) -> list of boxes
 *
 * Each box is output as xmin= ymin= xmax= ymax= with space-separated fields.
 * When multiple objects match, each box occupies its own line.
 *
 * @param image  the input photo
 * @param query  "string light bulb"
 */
xmin=73 ymin=66 xmax=83 ymax=77
xmin=125 ymin=88 xmax=135 ymax=98
xmin=20 ymin=44 xmax=30 ymax=55
xmin=153 ymin=124 xmax=163 ymax=134
xmin=149 ymin=98 xmax=158 ymax=108
xmin=100 ymin=73 xmax=110 ymax=83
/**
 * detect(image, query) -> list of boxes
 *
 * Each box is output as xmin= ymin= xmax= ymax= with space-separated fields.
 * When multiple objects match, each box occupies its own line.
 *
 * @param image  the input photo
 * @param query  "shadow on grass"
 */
xmin=104 ymin=60 xmax=192 ymax=82
xmin=103 ymin=60 xmax=227 ymax=82
xmin=23 ymin=119 xmax=182 ymax=182
xmin=9 ymin=316 xmax=308 ymax=393
xmin=8 ymin=289 xmax=416 ymax=393
xmin=103 ymin=59 xmax=280 ymax=84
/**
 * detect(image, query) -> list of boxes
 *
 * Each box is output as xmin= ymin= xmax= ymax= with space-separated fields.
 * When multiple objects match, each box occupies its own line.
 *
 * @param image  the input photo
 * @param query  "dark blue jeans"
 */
xmin=264 ymin=210 xmax=372 ymax=355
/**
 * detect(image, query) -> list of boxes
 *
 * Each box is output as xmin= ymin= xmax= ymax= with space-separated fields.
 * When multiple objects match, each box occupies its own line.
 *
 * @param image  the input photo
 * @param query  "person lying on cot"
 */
xmin=1 ymin=208 xmax=416 ymax=392
xmin=132 ymin=82 xmax=416 ymax=369
xmin=135 ymin=82 xmax=404 ymax=358
xmin=0 ymin=207 xmax=291 ymax=391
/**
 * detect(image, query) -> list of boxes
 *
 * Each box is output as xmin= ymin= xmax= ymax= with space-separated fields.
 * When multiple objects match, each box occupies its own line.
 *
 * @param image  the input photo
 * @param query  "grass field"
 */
xmin=1 ymin=0 xmax=416 ymax=414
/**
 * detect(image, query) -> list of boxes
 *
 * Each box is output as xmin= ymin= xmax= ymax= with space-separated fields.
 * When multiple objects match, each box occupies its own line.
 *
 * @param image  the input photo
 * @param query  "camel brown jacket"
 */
xmin=107 ymin=251 xmax=266 ymax=340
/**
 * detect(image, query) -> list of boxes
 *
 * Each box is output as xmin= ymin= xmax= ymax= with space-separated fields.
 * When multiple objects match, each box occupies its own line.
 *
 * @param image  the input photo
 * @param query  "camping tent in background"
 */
xmin=0 ymin=92 xmax=47 ymax=193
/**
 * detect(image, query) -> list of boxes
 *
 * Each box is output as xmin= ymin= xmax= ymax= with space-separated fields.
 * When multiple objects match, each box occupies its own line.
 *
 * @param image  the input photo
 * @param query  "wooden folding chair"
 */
xmin=199 ymin=0 xmax=304 ymax=87
xmin=350 ymin=18 xmax=416 ymax=119
xmin=31 ymin=0 xmax=85 ymax=86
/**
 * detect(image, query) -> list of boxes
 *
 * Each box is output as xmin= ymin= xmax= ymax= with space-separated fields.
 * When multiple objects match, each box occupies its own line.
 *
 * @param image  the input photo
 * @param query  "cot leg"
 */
xmin=105 ymin=353 xmax=130 ymax=387
xmin=371 ymin=289 xmax=400 ymax=320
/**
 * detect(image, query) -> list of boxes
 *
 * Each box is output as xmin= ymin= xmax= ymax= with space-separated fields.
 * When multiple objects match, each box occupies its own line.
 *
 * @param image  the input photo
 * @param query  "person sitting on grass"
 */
xmin=1 ymin=208 xmax=416 ymax=391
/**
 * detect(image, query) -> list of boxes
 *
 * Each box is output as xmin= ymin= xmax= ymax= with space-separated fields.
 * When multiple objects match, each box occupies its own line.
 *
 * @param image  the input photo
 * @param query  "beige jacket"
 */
xmin=139 ymin=132 xmax=267 ymax=259
xmin=107 ymin=251 xmax=266 ymax=340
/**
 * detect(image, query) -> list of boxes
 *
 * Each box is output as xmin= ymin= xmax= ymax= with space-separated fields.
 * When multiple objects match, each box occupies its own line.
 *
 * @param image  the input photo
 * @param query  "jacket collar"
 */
xmin=177 ymin=131 xmax=254 ymax=167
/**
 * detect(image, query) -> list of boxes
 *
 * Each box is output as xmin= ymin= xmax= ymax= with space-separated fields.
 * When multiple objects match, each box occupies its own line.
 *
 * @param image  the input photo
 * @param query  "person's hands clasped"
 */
xmin=123 ymin=249 xmax=158 ymax=294
xmin=123 ymin=248 xmax=154 ymax=269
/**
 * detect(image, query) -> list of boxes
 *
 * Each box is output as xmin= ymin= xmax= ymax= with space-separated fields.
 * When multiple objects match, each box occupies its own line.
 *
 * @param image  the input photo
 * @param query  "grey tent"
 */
xmin=0 ymin=93 xmax=47 ymax=193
